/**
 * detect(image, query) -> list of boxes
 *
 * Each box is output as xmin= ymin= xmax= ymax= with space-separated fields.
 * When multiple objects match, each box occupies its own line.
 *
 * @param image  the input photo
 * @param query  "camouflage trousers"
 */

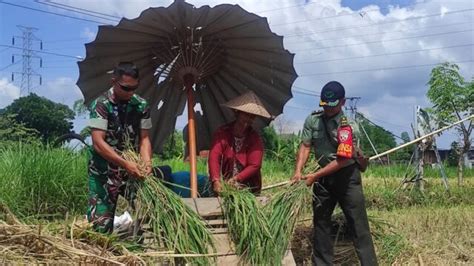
xmin=87 ymin=160 xmax=172 ymax=233
xmin=86 ymin=166 xmax=137 ymax=233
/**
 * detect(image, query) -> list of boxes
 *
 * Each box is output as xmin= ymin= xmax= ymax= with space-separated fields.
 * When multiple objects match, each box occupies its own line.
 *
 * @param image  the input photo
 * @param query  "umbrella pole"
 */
xmin=185 ymin=75 xmax=198 ymax=198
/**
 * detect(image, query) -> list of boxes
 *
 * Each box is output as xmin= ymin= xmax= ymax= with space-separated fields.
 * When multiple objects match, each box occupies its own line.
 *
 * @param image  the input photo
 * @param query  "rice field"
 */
xmin=0 ymin=143 xmax=473 ymax=265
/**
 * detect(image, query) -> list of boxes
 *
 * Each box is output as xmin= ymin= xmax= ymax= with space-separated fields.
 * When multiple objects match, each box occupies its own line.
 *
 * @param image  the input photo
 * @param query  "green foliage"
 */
xmin=160 ymin=130 xmax=184 ymax=160
xmin=73 ymin=98 xmax=89 ymax=117
xmin=356 ymin=113 xmax=397 ymax=157
xmin=0 ymin=114 xmax=40 ymax=145
xmin=427 ymin=62 xmax=472 ymax=124
xmin=3 ymin=94 xmax=75 ymax=144
xmin=262 ymin=125 xmax=279 ymax=152
xmin=0 ymin=143 xmax=87 ymax=218
xmin=447 ymin=141 xmax=460 ymax=167
xmin=427 ymin=62 xmax=473 ymax=181
xmin=400 ymin=132 xmax=410 ymax=143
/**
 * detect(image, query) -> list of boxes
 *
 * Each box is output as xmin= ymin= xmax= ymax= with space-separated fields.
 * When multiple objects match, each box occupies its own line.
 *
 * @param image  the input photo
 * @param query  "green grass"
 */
xmin=0 ymin=143 xmax=87 ymax=218
xmin=1 ymin=142 xmax=472 ymax=264
xmin=1 ymin=143 xmax=472 ymax=218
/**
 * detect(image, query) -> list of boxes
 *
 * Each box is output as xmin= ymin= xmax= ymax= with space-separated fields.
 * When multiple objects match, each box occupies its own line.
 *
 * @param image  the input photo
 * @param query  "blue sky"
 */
xmin=1 ymin=0 xmax=473 ymax=149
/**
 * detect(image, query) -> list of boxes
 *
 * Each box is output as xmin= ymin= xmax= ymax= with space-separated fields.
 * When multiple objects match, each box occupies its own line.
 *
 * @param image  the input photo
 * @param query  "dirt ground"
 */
xmin=291 ymin=218 xmax=358 ymax=265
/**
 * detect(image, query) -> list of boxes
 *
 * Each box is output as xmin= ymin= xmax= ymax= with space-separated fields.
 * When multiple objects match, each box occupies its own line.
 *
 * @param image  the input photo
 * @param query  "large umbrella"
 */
xmin=77 ymin=0 xmax=297 ymax=197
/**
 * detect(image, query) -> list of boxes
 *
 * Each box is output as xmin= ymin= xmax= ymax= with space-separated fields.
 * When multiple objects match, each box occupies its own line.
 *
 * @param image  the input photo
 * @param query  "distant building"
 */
xmin=437 ymin=148 xmax=474 ymax=169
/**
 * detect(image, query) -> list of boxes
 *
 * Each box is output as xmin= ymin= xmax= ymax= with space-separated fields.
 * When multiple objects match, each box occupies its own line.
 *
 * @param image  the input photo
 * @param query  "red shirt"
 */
xmin=208 ymin=123 xmax=264 ymax=193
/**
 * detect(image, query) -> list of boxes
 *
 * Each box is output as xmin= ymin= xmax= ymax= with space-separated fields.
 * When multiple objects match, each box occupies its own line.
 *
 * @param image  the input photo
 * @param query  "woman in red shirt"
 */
xmin=208 ymin=91 xmax=272 ymax=195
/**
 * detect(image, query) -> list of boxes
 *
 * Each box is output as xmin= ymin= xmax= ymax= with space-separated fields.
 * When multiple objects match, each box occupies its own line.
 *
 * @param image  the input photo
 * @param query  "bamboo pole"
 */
xmin=261 ymin=115 xmax=473 ymax=191
xmin=184 ymin=74 xmax=198 ymax=198
xmin=368 ymin=114 xmax=473 ymax=161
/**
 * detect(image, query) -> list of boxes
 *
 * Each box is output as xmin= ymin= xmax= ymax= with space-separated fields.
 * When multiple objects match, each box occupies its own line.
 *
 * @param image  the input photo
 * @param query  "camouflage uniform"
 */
xmin=302 ymin=110 xmax=377 ymax=266
xmin=87 ymin=89 xmax=151 ymax=233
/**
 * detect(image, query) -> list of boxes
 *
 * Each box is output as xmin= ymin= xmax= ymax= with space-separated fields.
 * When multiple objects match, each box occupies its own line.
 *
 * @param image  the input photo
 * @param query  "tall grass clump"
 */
xmin=265 ymin=182 xmax=312 ymax=265
xmin=221 ymin=184 xmax=273 ymax=265
xmin=123 ymin=150 xmax=215 ymax=265
xmin=0 ymin=143 xmax=87 ymax=218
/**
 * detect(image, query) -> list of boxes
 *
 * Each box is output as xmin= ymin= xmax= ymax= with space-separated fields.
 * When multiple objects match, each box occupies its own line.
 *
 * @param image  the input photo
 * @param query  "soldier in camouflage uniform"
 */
xmin=292 ymin=81 xmax=377 ymax=266
xmin=87 ymin=62 xmax=153 ymax=233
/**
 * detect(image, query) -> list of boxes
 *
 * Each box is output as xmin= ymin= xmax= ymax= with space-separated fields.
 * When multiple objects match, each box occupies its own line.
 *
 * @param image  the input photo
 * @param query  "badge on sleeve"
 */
xmin=336 ymin=116 xmax=353 ymax=158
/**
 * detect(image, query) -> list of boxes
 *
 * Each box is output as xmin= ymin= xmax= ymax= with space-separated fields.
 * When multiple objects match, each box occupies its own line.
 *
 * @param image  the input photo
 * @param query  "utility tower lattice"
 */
xmin=345 ymin=96 xmax=361 ymax=122
xmin=11 ymin=25 xmax=43 ymax=95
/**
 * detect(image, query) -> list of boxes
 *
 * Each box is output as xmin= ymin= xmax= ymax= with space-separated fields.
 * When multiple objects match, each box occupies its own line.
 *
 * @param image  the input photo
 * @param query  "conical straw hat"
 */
xmin=222 ymin=91 xmax=272 ymax=119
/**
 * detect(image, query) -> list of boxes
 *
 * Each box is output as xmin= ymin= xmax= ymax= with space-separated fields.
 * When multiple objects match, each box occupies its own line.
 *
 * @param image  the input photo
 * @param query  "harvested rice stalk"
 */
xmin=221 ymin=184 xmax=273 ymax=265
xmin=265 ymin=182 xmax=312 ymax=265
xmin=122 ymin=150 xmax=216 ymax=266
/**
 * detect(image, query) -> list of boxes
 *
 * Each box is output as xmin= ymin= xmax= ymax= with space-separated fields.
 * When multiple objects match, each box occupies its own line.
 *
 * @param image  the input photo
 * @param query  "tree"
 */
xmin=261 ymin=125 xmax=279 ymax=154
xmin=0 ymin=114 xmax=40 ymax=145
xmin=427 ymin=62 xmax=473 ymax=185
xmin=3 ymin=94 xmax=75 ymax=144
xmin=392 ymin=131 xmax=413 ymax=163
xmin=73 ymin=98 xmax=91 ymax=139
xmin=356 ymin=113 xmax=397 ymax=160
xmin=401 ymin=132 xmax=410 ymax=143
xmin=447 ymin=141 xmax=460 ymax=167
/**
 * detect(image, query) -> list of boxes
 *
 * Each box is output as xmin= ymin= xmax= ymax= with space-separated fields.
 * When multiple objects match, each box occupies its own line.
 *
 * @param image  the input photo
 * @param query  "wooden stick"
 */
xmin=369 ymin=115 xmax=473 ymax=161
xmin=262 ymin=181 xmax=289 ymax=190
xmin=185 ymin=75 xmax=198 ymax=198
xmin=261 ymin=115 xmax=473 ymax=191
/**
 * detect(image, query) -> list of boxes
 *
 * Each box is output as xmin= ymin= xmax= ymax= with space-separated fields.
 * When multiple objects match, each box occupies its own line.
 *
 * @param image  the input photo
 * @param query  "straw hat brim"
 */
xmin=222 ymin=91 xmax=272 ymax=119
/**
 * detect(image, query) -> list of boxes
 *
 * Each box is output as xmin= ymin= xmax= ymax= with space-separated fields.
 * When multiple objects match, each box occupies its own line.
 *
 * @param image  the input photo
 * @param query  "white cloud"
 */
xmin=52 ymin=0 xmax=474 ymax=147
xmin=35 ymin=77 xmax=82 ymax=107
xmin=0 ymin=78 xmax=20 ymax=108
xmin=80 ymin=27 xmax=96 ymax=42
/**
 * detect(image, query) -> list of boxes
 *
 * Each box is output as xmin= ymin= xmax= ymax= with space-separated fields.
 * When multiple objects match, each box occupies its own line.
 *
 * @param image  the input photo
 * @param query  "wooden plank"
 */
xmin=217 ymin=254 xmax=241 ymax=265
xmin=182 ymin=197 xmax=269 ymax=218
xmin=210 ymin=227 xmax=228 ymax=234
xmin=205 ymin=219 xmax=226 ymax=227
xmin=182 ymin=198 xmax=223 ymax=217
xmin=282 ymin=250 xmax=297 ymax=266
xmin=213 ymin=233 xmax=234 ymax=254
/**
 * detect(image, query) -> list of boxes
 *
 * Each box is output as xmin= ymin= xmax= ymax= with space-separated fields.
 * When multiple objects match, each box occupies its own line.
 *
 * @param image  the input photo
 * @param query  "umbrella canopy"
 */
xmin=77 ymin=0 xmax=297 ymax=153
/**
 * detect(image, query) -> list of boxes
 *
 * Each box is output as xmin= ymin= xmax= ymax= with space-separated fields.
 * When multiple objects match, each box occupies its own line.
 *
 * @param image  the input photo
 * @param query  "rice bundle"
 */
xmin=122 ymin=150 xmax=216 ymax=265
xmin=265 ymin=182 xmax=312 ymax=265
xmin=220 ymin=184 xmax=273 ymax=265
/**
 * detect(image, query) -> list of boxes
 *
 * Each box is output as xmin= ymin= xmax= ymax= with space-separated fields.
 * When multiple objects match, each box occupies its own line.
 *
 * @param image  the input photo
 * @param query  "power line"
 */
xmin=293 ymin=89 xmax=319 ymax=97
xmin=43 ymin=37 xmax=90 ymax=44
xmin=269 ymin=0 xmax=435 ymax=27
xmin=357 ymin=113 xmax=405 ymax=140
xmin=292 ymin=28 xmax=473 ymax=52
xmin=286 ymin=104 xmax=313 ymax=111
xmin=0 ymin=60 xmax=21 ymax=72
xmin=296 ymin=43 xmax=474 ymax=64
xmin=285 ymin=20 xmax=473 ymax=45
xmin=0 ymin=1 xmax=111 ymax=24
xmin=35 ymin=0 xmax=119 ymax=22
xmin=0 ymin=45 xmax=82 ymax=59
xmin=283 ymin=8 xmax=474 ymax=39
xmin=299 ymin=59 xmax=474 ymax=77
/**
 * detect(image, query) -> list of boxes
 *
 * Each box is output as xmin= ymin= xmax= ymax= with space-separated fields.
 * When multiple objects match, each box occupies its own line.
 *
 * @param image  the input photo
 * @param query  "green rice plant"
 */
xmin=123 ymin=150 xmax=216 ymax=266
xmin=0 ymin=143 xmax=87 ymax=218
xmin=221 ymin=184 xmax=273 ymax=265
xmin=265 ymin=182 xmax=312 ymax=265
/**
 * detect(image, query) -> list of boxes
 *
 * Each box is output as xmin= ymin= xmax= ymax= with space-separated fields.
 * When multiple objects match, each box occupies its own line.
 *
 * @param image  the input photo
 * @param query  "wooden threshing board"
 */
xmin=182 ymin=197 xmax=296 ymax=265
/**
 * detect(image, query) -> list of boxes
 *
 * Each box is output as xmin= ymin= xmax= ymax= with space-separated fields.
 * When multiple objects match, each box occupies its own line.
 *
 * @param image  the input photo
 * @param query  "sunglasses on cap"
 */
xmin=116 ymin=81 xmax=139 ymax=92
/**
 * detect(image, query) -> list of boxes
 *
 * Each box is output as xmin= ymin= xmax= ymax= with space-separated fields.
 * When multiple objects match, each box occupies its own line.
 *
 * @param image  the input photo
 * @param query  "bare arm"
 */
xmin=304 ymin=157 xmax=353 ymax=185
xmin=291 ymin=142 xmax=311 ymax=182
xmin=91 ymin=129 xmax=141 ymax=178
xmin=139 ymin=129 xmax=153 ymax=175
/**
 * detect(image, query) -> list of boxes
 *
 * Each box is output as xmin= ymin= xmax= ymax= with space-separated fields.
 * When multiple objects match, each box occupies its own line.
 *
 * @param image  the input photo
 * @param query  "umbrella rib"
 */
xmin=203 ymin=16 xmax=264 ymax=38
xmin=226 ymin=53 xmax=297 ymax=76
